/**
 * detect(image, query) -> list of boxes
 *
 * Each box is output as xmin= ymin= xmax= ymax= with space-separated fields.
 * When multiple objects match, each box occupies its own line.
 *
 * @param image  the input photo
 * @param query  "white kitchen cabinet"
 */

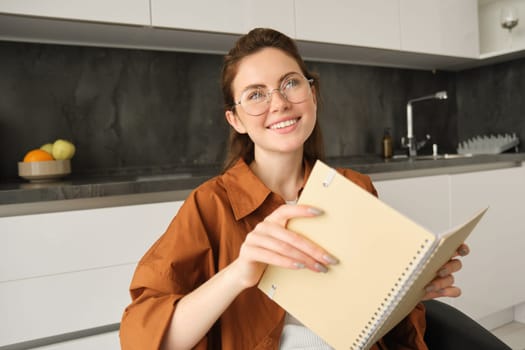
xmin=1 ymin=265 xmax=131 ymax=346
xmin=294 ymin=0 xmax=401 ymax=50
xmin=32 ymin=331 xmax=119 ymax=350
xmin=0 ymin=201 xmax=182 ymax=281
xmin=151 ymin=0 xmax=295 ymax=38
xmin=0 ymin=0 xmax=481 ymax=70
xmin=516 ymin=301 xmax=525 ymax=323
xmin=374 ymin=175 xmax=451 ymax=233
xmin=399 ymin=0 xmax=479 ymax=58
xmin=0 ymin=200 xmax=182 ymax=347
xmin=448 ymin=165 xmax=525 ymax=321
xmin=0 ymin=0 xmax=150 ymax=26
xmin=375 ymin=164 xmax=525 ymax=328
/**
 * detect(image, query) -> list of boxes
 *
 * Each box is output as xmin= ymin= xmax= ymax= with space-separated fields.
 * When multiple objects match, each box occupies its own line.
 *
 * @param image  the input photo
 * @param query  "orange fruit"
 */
xmin=23 ymin=149 xmax=54 ymax=162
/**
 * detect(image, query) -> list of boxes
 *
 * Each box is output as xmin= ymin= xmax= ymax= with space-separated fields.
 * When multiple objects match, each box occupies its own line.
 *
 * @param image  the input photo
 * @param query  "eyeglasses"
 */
xmin=232 ymin=73 xmax=314 ymax=116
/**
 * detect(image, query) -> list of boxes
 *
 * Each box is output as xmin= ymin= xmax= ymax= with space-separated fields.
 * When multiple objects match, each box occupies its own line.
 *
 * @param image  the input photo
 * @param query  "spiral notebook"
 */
xmin=258 ymin=160 xmax=487 ymax=350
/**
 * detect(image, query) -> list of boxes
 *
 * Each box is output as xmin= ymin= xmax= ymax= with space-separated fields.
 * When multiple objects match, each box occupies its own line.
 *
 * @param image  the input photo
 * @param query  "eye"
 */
xmin=282 ymin=77 xmax=301 ymax=91
xmin=245 ymin=88 xmax=266 ymax=102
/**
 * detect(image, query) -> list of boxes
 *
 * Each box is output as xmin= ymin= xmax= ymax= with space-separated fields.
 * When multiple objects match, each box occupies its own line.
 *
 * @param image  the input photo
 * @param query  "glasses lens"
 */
xmin=281 ymin=74 xmax=311 ymax=103
xmin=241 ymin=87 xmax=267 ymax=116
xmin=239 ymin=74 xmax=312 ymax=116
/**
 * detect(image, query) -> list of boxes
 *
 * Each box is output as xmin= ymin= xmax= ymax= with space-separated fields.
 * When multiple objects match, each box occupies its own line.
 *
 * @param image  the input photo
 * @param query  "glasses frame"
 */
xmin=231 ymin=74 xmax=314 ymax=116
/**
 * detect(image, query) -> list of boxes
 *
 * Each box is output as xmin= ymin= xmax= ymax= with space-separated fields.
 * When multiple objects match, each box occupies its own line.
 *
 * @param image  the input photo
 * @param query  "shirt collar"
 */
xmin=222 ymin=158 xmax=313 ymax=221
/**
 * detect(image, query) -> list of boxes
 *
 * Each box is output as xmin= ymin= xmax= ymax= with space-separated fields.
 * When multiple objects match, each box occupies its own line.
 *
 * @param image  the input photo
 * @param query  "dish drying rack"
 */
xmin=457 ymin=133 xmax=520 ymax=155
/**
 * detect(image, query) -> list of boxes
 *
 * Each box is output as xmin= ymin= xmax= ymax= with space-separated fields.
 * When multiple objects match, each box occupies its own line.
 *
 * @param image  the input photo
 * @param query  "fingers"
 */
xmin=436 ymin=258 xmax=462 ymax=277
xmin=423 ymin=274 xmax=462 ymax=300
xmin=423 ymin=258 xmax=464 ymax=300
xmin=423 ymin=286 xmax=462 ymax=300
xmin=426 ymin=274 xmax=454 ymax=293
xmin=454 ymin=243 xmax=470 ymax=257
xmin=244 ymin=222 xmax=331 ymax=272
xmin=458 ymin=243 xmax=470 ymax=256
xmin=243 ymin=204 xmax=338 ymax=273
xmin=241 ymin=236 xmax=330 ymax=273
xmin=264 ymin=204 xmax=323 ymax=225
xmin=424 ymin=243 xmax=470 ymax=300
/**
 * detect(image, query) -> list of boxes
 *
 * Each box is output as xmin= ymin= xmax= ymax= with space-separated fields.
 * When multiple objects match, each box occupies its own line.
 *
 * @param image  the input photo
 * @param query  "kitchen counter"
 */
xmin=1 ymin=153 xmax=524 ymax=217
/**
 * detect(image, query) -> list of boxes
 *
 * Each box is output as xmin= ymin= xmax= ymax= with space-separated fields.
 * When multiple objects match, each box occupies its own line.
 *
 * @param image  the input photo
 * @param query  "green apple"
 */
xmin=52 ymin=139 xmax=76 ymax=160
xmin=40 ymin=143 xmax=54 ymax=155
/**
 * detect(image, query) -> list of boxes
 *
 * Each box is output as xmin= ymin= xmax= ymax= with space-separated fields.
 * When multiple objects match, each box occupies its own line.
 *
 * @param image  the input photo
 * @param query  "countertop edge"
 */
xmin=368 ymin=159 xmax=522 ymax=181
xmin=0 ymin=189 xmax=192 ymax=218
xmin=1 ymin=155 xmax=524 ymax=217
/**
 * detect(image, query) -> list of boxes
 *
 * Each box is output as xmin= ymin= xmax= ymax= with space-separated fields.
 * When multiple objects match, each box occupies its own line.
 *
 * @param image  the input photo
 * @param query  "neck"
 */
xmin=250 ymin=149 xmax=304 ymax=202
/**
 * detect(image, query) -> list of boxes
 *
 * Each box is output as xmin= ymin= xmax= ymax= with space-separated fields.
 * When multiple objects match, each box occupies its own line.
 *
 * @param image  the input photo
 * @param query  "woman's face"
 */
xmin=225 ymin=47 xmax=317 ymax=160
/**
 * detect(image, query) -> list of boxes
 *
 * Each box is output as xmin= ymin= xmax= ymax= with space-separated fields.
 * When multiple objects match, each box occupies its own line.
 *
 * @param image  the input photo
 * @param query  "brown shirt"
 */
xmin=120 ymin=159 xmax=428 ymax=350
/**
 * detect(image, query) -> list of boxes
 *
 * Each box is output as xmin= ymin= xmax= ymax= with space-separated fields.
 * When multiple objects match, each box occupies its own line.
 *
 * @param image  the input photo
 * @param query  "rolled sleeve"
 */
xmin=120 ymin=190 xmax=216 ymax=350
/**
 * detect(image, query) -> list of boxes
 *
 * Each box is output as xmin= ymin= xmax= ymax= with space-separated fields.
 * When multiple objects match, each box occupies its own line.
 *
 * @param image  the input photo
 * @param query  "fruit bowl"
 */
xmin=18 ymin=159 xmax=71 ymax=182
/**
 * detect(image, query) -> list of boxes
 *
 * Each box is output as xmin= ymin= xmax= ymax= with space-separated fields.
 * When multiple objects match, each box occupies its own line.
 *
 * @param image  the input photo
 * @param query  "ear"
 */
xmin=225 ymin=110 xmax=247 ymax=134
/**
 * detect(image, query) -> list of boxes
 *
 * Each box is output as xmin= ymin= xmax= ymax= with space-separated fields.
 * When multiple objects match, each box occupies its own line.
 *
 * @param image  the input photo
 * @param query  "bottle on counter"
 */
xmin=382 ymin=128 xmax=393 ymax=159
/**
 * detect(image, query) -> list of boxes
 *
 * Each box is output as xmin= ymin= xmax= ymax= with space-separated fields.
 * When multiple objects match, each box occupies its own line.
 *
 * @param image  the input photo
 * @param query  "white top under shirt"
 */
xmin=279 ymin=200 xmax=334 ymax=349
xmin=279 ymin=313 xmax=334 ymax=349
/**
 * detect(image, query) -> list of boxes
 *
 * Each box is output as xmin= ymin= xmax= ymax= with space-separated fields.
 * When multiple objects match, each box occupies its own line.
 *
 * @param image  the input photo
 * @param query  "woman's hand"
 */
xmin=231 ymin=204 xmax=339 ymax=289
xmin=422 ymin=243 xmax=470 ymax=300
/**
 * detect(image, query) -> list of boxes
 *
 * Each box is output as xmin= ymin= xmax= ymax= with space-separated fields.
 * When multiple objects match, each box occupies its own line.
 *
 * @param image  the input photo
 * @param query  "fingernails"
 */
xmin=323 ymin=254 xmax=339 ymax=265
xmin=425 ymin=285 xmax=436 ymax=293
xmin=307 ymin=207 xmax=324 ymax=216
xmin=438 ymin=268 xmax=448 ymax=277
xmin=314 ymin=263 xmax=328 ymax=273
xmin=459 ymin=247 xmax=469 ymax=256
xmin=293 ymin=262 xmax=305 ymax=269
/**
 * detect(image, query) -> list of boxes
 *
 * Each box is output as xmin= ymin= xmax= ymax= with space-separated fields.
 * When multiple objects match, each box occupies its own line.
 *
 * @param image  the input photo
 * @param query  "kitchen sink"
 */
xmin=415 ymin=153 xmax=473 ymax=160
xmin=392 ymin=154 xmax=474 ymax=161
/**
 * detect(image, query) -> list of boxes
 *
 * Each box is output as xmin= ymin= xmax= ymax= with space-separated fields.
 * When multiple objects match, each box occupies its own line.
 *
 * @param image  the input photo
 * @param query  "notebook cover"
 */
xmin=257 ymin=160 xmax=487 ymax=350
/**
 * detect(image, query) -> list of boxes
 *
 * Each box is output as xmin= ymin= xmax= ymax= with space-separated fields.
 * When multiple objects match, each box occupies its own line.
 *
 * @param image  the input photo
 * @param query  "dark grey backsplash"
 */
xmin=0 ymin=42 xmax=227 ymax=180
xmin=308 ymin=62 xmax=453 ymax=157
xmin=456 ymin=58 xmax=525 ymax=143
xmin=0 ymin=41 xmax=523 ymax=181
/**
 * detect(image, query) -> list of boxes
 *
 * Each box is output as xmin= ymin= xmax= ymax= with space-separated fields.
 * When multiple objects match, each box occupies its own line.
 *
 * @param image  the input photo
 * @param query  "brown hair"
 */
xmin=221 ymin=28 xmax=324 ymax=171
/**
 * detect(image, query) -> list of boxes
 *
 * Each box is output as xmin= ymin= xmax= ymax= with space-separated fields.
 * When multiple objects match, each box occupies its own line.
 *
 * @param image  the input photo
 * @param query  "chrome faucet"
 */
xmin=402 ymin=91 xmax=447 ymax=157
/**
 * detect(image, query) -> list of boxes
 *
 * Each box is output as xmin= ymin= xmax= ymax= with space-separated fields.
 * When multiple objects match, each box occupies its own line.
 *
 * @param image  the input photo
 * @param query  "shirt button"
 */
xmin=262 ymin=338 xmax=273 ymax=347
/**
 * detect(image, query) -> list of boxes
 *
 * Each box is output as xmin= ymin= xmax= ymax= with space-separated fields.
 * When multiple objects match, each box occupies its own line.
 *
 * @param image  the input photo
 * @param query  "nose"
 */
xmin=266 ymin=88 xmax=289 ymax=110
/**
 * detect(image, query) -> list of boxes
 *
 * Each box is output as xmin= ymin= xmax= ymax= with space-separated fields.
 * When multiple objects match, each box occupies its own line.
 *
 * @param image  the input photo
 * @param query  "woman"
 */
xmin=120 ymin=28 xmax=468 ymax=350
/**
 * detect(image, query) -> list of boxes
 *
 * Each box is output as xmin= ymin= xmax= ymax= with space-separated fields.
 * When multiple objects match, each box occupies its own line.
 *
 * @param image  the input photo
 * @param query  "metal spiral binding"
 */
xmin=349 ymin=238 xmax=433 ymax=350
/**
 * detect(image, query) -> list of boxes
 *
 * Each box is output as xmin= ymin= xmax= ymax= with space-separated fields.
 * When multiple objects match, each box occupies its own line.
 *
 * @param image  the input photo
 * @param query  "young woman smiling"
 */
xmin=120 ymin=28 xmax=468 ymax=350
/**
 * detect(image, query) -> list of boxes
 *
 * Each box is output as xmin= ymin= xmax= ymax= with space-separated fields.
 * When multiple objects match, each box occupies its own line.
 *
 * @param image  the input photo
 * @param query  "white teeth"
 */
xmin=269 ymin=118 xmax=298 ymax=130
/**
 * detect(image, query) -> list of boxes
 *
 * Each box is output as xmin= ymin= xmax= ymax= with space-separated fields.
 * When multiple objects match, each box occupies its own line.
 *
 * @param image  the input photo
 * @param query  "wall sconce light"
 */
xmin=500 ymin=6 xmax=519 ymax=48
xmin=500 ymin=6 xmax=519 ymax=31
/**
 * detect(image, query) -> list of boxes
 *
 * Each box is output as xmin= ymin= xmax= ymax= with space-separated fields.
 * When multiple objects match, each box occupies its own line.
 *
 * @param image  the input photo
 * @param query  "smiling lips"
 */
xmin=268 ymin=117 xmax=300 ymax=130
